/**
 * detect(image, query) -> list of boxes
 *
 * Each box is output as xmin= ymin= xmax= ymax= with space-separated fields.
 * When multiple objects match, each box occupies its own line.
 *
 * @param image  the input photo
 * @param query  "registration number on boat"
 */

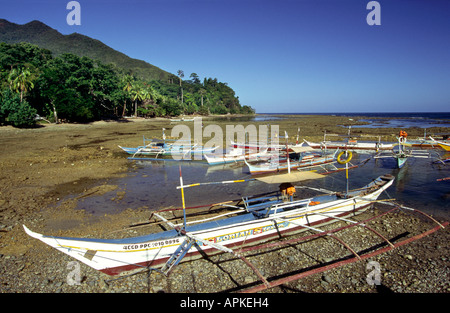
xmin=123 ymin=238 xmax=181 ymax=250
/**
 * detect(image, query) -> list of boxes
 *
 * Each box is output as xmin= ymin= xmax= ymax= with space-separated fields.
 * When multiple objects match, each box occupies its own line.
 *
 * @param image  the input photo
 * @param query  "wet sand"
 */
xmin=0 ymin=115 xmax=448 ymax=293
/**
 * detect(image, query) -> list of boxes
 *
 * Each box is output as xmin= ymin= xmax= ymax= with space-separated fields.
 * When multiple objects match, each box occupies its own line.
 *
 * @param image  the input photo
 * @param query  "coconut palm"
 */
xmin=8 ymin=68 xmax=35 ymax=103
xmin=177 ymin=70 xmax=184 ymax=104
xmin=121 ymin=74 xmax=134 ymax=116
xmin=130 ymin=84 xmax=144 ymax=117
xmin=198 ymin=88 xmax=206 ymax=107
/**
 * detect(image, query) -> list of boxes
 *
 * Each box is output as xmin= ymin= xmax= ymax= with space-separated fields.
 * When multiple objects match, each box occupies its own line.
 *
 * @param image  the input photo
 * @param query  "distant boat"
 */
xmin=119 ymin=142 xmax=216 ymax=158
xmin=204 ymin=148 xmax=272 ymax=165
xmin=430 ymin=137 xmax=450 ymax=151
xmin=303 ymin=139 xmax=393 ymax=152
xmin=375 ymin=133 xmax=430 ymax=168
xmin=170 ymin=117 xmax=195 ymax=122
xmin=245 ymin=151 xmax=337 ymax=175
xmin=231 ymin=140 xmax=283 ymax=152
xmin=407 ymin=130 xmax=448 ymax=148
xmin=304 ymin=127 xmax=394 ymax=152
xmin=119 ymin=128 xmax=217 ymax=159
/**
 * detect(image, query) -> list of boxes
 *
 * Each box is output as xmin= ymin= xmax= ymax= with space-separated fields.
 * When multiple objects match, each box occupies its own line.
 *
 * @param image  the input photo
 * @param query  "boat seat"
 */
xmin=242 ymin=193 xmax=283 ymax=213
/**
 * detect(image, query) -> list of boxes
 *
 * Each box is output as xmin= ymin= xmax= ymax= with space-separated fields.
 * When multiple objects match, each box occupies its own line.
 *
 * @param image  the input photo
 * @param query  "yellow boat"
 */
xmin=430 ymin=137 xmax=450 ymax=151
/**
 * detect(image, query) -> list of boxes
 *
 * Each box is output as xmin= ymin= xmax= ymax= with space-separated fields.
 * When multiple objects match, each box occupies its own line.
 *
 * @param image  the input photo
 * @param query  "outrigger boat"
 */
xmin=430 ymin=137 xmax=450 ymax=152
xmin=231 ymin=128 xmax=306 ymax=153
xmin=244 ymin=150 xmax=337 ymax=175
xmin=243 ymin=131 xmax=338 ymax=175
xmin=375 ymin=131 xmax=431 ymax=168
xmin=204 ymin=148 xmax=272 ymax=166
xmin=118 ymin=128 xmax=217 ymax=159
xmin=303 ymin=139 xmax=393 ymax=152
xmin=170 ymin=117 xmax=195 ymax=122
xmin=119 ymin=143 xmax=217 ymax=159
xmin=303 ymin=127 xmax=394 ymax=153
xmin=230 ymin=140 xmax=283 ymax=152
xmin=24 ymin=169 xmax=396 ymax=276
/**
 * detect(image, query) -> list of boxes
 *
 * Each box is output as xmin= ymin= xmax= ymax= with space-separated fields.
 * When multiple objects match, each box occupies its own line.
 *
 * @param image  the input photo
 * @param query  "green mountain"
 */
xmin=0 ymin=19 xmax=176 ymax=82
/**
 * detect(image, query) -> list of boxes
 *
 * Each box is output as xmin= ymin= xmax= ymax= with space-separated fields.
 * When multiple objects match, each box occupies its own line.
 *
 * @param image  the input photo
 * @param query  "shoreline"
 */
xmin=0 ymin=115 xmax=448 ymax=293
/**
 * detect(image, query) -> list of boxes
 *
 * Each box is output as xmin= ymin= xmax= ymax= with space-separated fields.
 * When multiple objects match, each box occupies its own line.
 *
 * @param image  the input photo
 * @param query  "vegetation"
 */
xmin=0 ymin=19 xmax=174 ymax=83
xmin=0 ymin=42 xmax=254 ymax=127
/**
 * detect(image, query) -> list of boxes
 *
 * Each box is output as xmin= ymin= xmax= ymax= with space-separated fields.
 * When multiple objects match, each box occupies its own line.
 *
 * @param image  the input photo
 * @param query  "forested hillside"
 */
xmin=0 ymin=19 xmax=174 ymax=82
xmin=0 ymin=20 xmax=254 ymax=127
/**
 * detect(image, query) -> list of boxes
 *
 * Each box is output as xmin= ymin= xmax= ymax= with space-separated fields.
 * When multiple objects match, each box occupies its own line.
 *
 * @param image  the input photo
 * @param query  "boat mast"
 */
xmin=179 ymin=165 xmax=187 ymax=230
xmin=285 ymin=131 xmax=290 ymax=174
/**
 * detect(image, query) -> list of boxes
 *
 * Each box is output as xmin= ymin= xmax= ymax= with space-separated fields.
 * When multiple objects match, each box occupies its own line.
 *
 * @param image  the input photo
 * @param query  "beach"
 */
xmin=0 ymin=115 xmax=449 ymax=294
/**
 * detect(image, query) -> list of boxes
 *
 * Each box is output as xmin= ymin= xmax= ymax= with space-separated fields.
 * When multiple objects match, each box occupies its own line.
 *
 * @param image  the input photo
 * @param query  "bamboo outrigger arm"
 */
xmin=238 ymin=207 xmax=447 ymax=293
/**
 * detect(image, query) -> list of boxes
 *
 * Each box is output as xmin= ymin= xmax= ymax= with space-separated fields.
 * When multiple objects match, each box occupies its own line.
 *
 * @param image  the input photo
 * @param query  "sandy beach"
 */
xmin=0 ymin=115 xmax=448 ymax=294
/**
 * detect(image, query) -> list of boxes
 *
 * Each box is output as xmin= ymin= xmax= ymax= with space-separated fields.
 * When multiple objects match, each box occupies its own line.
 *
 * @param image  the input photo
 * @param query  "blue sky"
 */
xmin=1 ymin=0 xmax=449 ymax=113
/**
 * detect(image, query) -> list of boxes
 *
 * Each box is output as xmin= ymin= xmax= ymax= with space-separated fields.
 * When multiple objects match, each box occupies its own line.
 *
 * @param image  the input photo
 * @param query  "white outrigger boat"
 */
xmin=245 ymin=150 xmax=337 ymax=175
xmin=375 ymin=131 xmax=431 ymax=168
xmin=303 ymin=139 xmax=394 ymax=152
xmin=119 ymin=142 xmax=217 ymax=159
xmin=119 ymin=128 xmax=217 ymax=159
xmin=430 ymin=137 xmax=450 ymax=152
xmin=303 ymin=127 xmax=394 ymax=152
xmin=23 ymin=173 xmax=395 ymax=276
xmin=204 ymin=148 xmax=272 ymax=165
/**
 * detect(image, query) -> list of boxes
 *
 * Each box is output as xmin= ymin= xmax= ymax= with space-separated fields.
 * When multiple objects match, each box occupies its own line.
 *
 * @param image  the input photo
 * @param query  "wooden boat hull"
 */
xmin=430 ymin=138 xmax=450 ymax=151
xmin=119 ymin=145 xmax=216 ymax=157
xmin=437 ymin=143 xmax=450 ymax=151
xmin=396 ymin=155 xmax=408 ymax=168
xmin=24 ymin=175 xmax=394 ymax=276
xmin=204 ymin=149 xmax=272 ymax=165
xmin=231 ymin=140 xmax=282 ymax=151
xmin=245 ymin=154 xmax=336 ymax=175
xmin=304 ymin=140 xmax=393 ymax=151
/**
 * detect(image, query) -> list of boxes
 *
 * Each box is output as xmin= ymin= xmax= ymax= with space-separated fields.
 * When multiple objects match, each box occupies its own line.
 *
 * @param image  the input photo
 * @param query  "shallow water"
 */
xmin=258 ymin=112 xmax=450 ymax=128
xmin=77 ymin=150 xmax=450 ymax=220
xmin=351 ymin=118 xmax=450 ymax=129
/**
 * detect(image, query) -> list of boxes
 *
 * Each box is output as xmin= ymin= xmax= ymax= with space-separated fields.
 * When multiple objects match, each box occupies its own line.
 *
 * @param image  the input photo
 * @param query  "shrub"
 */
xmin=0 ymin=89 xmax=37 ymax=127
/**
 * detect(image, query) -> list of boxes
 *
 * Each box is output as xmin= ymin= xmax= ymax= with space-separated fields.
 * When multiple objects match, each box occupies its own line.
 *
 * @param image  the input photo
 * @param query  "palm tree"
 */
xmin=198 ymin=88 xmax=206 ymax=107
xmin=121 ymin=74 xmax=134 ymax=116
xmin=130 ymin=84 xmax=143 ymax=117
xmin=8 ymin=68 xmax=35 ymax=103
xmin=177 ymin=70 xmax=184 ymax=86
xmin=177 ymin=70 xmax=184 ymax=104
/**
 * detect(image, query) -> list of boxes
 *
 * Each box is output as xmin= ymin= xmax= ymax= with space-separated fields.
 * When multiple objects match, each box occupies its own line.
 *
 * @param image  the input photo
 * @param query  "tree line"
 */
xmin=0 ymin=42 xmax=254 ymax=127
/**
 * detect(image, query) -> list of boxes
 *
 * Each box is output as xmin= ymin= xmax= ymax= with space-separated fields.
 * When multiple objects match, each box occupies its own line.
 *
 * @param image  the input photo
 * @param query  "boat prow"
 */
xmin=23 ymin=225 xmax=43 ymax=240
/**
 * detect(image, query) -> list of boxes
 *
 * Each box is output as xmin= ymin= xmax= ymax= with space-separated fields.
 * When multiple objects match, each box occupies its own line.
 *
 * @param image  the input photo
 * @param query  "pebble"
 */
xmin=404 ymin=254 xmax=414 ymax=260
xmin=322 ymin=274 xmax=333 ymax=283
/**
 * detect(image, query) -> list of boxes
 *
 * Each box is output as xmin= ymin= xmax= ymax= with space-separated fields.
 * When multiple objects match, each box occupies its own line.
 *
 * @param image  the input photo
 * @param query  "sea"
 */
xmin=247 ymin=112 xmax=450 ymax=128
xmin=76 ymin=112 xmax=450 ymax=220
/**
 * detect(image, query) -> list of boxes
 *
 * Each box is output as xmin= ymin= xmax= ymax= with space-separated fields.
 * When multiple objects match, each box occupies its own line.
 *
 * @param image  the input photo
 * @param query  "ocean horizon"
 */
xmin=257 ymin=112 xmax=450 ymax=119
xmin=251 ymin=112 xmax=450 ymax=128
